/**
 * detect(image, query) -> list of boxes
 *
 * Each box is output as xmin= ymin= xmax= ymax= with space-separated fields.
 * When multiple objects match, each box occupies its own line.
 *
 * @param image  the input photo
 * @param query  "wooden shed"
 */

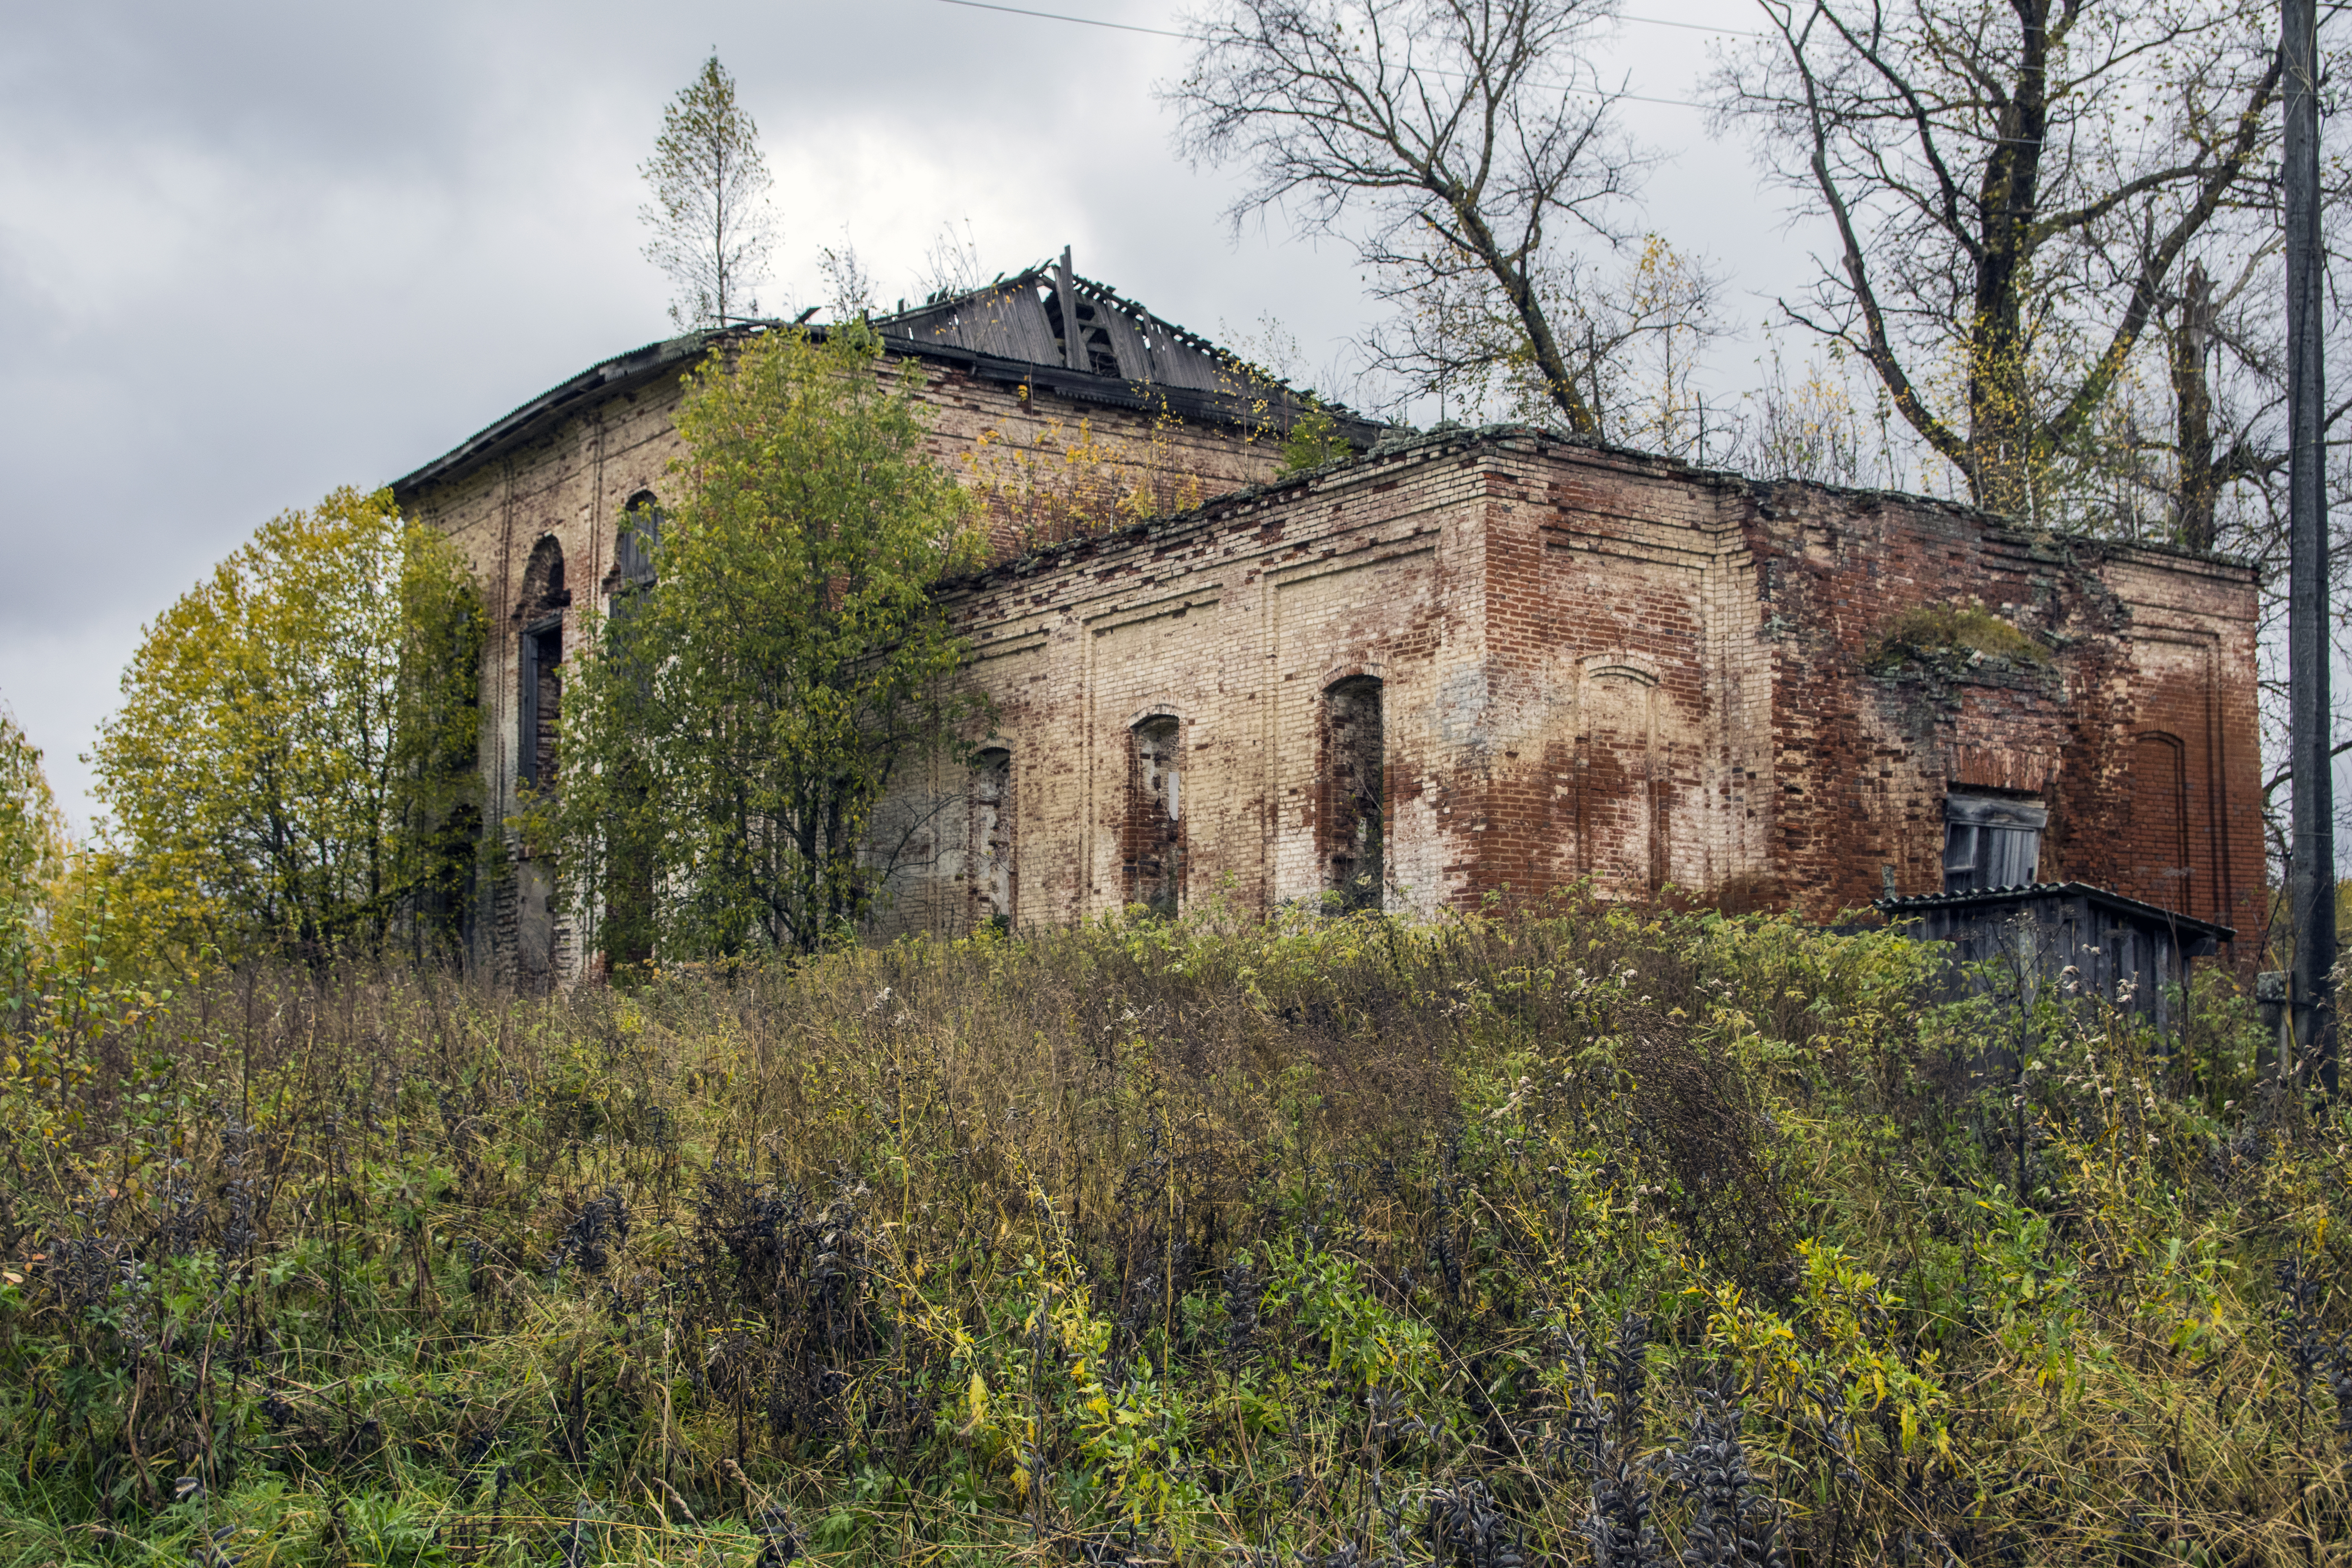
xmin=1874 ymin=882 xmax=2233 ymax=1033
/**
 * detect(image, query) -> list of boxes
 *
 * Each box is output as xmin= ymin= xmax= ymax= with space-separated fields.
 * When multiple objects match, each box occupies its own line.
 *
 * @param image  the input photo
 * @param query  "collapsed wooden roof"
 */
xmin=866 ymin=250 xmax=1384 ymax=446
xmin=393 ymin=251 xmax=1386 ymax=503
xmin=875 ymin=254 xmax=1245 ymax=393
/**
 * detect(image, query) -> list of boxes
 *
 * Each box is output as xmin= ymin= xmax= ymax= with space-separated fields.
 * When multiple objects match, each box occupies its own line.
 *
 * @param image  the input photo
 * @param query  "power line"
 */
xmin=929 ymin=0 xmax=1745 ymax=107
xmin=926 ymin=1 xmax=2104 ymax=136
xmin=1630 ymin=11 xmax=1763 ymax=35
xmin=931 ymin=0 xmax=1761 ymax=48
xmin=935 ymin=0 xmax=1191 ymax=38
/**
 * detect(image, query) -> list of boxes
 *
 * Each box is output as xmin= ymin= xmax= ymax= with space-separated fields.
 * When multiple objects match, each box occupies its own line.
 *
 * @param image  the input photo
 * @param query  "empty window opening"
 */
xmin=520 ymin=617 xmax=563 ymax=791
xmin=1125 ymin=716 xmax=1183 ymax=915
xmin=972 ymin=748 xmax=1014 ymax=930
xmin=1943 ymin=793 xmax=2045 ymax=891
xmin=521 ymin=534 xmax=567 ymax=613
xmin=615 ymin=492 xmax=661 ymax=593
xmin=518 ymin=536 xmax=568 ymax=792
xmin=1322 ymin=677 xmax=1385 ymax=910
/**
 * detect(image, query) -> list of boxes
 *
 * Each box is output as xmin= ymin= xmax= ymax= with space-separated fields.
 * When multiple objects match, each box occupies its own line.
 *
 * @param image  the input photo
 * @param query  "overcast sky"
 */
xmin=0 ymin=0 xmax=1806 ymax=832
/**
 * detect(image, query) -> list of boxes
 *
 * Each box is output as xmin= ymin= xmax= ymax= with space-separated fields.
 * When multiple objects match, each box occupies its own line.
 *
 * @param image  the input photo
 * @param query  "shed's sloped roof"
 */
xmin=1875 ymin=881 xmax=2234 ymax=945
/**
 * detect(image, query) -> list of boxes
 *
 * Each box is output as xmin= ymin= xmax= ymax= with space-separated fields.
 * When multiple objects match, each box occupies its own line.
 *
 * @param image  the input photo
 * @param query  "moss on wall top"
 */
xmin=1866 ymin=602 xmax=2049 ymax=671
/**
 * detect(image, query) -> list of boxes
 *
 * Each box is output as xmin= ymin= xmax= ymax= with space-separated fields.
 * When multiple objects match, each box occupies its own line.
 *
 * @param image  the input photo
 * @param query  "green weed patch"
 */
xmin=0 ymin=896 xmax=2340 ymax=1564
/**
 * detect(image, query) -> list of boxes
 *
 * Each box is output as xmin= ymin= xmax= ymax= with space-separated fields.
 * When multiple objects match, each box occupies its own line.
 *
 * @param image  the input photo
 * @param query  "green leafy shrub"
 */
xmin=1278 ymin=402 xmax=1352 ymax=474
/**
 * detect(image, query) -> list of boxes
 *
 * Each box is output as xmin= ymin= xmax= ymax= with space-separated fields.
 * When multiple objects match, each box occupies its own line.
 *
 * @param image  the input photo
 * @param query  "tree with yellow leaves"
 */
xmin=0 ymin=706 xmax=65 ymax=930
xmin=90 ymin=487 xmax=482 ymax=963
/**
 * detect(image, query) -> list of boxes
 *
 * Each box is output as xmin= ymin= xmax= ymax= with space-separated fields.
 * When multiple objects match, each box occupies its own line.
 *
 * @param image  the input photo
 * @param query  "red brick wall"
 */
xmin=1731 ymin=480 xmax=2264 ymax=955
xmin=879 ymin=429 xmax=2264 ymax=966
xmin=406 ymin=347 xmax=1289 ymax=983
xmin=410 ymin=361 xmax=2262 ymax=976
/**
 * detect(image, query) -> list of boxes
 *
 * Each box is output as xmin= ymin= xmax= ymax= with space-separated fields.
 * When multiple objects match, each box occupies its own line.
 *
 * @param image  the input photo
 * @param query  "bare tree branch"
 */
xmin=1713 ymin=0 xmax=2284 ymax=517
xmin=1167 ymin=0 xmax=1642 ymax=433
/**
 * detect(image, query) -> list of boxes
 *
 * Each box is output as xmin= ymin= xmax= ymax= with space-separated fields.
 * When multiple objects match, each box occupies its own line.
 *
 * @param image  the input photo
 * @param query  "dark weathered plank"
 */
xmin=1881 ymin=882 xmax=2227 ymax=1035
xmin=1094 ymin=300 xmax=1154 ymax=383
xmin=1145 ymin=332 xmax=1228 ymax=393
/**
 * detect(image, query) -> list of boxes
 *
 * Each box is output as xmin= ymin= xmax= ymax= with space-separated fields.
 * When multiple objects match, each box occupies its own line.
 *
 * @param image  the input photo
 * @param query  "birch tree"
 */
xmin=641 ymin=54 xmax=777 ymax=329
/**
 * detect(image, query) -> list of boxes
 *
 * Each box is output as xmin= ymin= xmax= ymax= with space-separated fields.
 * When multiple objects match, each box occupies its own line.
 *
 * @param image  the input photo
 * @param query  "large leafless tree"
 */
xmin=1713 ymin=0 xmax=2283 ymax=520
xmin=1167 ymin=0 xmax=1645 ymax=435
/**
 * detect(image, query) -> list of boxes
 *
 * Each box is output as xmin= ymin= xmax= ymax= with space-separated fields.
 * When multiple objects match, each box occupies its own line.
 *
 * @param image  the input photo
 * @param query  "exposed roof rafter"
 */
xmin=394 ymin=258 xmax=1386 ymax=504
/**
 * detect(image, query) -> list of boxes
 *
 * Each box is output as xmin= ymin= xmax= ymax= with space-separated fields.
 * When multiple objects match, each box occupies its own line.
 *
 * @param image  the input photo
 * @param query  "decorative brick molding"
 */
xmin=404 ymin=340 xmax=2264 ymax=978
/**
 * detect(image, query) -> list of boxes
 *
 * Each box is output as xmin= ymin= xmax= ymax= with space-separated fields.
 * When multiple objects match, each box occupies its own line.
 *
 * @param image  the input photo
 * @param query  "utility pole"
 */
xmin=2284 ymin=0 xmax=2337 ymax=1090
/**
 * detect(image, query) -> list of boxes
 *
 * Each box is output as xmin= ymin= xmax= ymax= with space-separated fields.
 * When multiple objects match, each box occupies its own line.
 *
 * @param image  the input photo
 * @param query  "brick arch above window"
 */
xmin=1123 ymin=702 xmax=1186 ymax=730
xmin=1577 ymin=651 xmax=1661 ymax=687
xmin=1321 ymin=659 xmax=1388 ymax=691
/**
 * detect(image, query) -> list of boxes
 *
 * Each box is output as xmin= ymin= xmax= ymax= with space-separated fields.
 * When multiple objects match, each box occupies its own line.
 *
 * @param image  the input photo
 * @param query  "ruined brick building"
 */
xmin=392 ymin=258 xmax=2266 ymax=985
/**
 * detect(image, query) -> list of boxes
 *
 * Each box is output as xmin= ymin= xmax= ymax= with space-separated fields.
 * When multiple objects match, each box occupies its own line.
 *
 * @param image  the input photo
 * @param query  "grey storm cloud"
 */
xmin=0 ymin=0 xmax=1782 ymax=830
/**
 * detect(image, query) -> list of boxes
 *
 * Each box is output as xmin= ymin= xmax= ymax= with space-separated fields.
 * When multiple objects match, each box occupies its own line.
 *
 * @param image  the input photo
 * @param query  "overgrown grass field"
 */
xmin=1 ymin=895 xmax=2342 ymax=1565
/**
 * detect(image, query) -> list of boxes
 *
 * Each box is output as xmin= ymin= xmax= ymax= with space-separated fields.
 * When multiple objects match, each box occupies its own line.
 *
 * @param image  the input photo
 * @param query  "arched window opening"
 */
xmin=1322 ymin=676 xmax=1384 ymax=910
xmin=520 ymin=534 xmax=567 ymax=613
xmin=616 ymin=491 xmax=662 ymax=592
xmin=1125 ymin=716 xmax=1183 ymax=915
xmin=972 ymin=747 xmax=1014 ymax=930
xmin=519 ymin=536 xmax=567 ymax=791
